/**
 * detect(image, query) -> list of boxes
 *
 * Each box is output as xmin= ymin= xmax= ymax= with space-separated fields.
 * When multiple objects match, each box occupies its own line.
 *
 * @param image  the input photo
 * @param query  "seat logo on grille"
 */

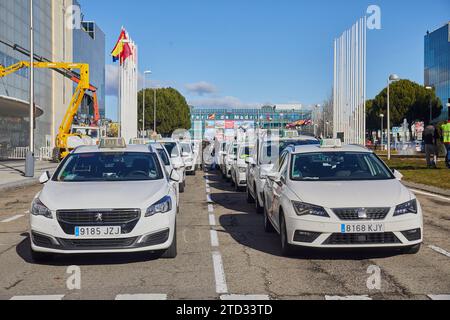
xmin=357 ymin=208 xmax=368 ymax=219
xmin=95 ymin=213 xmax=103 ymax=222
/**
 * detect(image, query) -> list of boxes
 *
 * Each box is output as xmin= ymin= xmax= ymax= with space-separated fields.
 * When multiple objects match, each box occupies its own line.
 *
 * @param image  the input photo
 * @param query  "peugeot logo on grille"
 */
xmin=95 ymin=213 xmax=103 ymax=222
xmin=357 ymin=208 xmax=368 ymax=219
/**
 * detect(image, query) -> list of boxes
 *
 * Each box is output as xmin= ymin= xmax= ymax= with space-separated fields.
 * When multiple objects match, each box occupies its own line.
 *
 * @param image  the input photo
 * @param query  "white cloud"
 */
xmin=188 ymin=96 xmax=262 ymax=109
xmin=185 ymin=81 xmax=217 ymax=96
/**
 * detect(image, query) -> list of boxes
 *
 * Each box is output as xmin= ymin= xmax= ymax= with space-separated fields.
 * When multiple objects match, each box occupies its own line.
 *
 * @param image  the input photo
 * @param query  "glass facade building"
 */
xmin=73 ymin=0 xmax=106 ymax=119
xmin=425 ymin=22 xmax=450 ymax=122
xmin=0 ymin=0 xmax=52 ymax=158
xmin=190 ymin=105 xmax=313 ymax=140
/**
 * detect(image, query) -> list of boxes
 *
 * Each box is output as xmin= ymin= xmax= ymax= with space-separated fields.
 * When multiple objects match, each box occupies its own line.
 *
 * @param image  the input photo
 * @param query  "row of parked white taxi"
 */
xmin=216 ymin=137 xmax=423 ymax=256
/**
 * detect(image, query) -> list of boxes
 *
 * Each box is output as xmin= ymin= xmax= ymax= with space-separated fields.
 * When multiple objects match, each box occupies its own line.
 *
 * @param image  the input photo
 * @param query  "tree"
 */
xmin=366 ymin=79 xmax=442 ymax=130
xmin=137 ymin=87 xmax=191 ymax=135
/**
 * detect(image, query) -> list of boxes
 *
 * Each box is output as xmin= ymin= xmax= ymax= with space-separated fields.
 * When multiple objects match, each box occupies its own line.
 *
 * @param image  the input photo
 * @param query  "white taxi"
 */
xmin=29 ymin=139 xmax=179 ymax=261
xmin=263 ymin=140 xmax=423 ymax=256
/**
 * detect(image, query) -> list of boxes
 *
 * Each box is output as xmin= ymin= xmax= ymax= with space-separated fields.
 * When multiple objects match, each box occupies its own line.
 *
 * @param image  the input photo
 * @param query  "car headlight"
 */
xmin=31 ymin=198 xmax=53 ymax=219
xmin=145 ymin=196 xmax=172 ymax=217
xmin=239 ymin=167 xmax=247 ymax=173
xmin=394 ymin=199 xmax=417 ymax=216
xmin=292 ymin=201 xmax=329 ymax=218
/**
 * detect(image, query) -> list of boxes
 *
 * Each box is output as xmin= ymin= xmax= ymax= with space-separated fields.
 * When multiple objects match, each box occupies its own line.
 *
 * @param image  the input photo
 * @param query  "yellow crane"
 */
xmin=0 ymin=61 xmax=91 ymax=161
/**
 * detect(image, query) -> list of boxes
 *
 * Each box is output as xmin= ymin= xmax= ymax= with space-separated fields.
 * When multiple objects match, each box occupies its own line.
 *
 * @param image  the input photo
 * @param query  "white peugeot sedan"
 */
xmin=180 ymin=141 xmax=196 ymax=175
xmin=231 ymin=143 xmax=254 ymax=191
xmin=29 ymin=139 xmax=179 ymax=262
xmin=263 ymin=140 xmax=423 ymax=256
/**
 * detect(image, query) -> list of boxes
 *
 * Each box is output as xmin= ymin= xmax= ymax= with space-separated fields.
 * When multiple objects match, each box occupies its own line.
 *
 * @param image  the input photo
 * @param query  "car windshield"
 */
xmin=239 ymin=146 xmax=254 ymax=159
xmin=260 ymin=139 xmax=319 ymax=164
xmin=180 ymin=143 xmax=192 ymax=154
xmin=54 ymin=152 xmax=163 ymax=182
xmin=291 ymin=152 xmax=394 ymax=181
xmin=163 ymin=142 xmax=180 ymax=157
xmin=156 ymin=148 xmax=170 ymax=166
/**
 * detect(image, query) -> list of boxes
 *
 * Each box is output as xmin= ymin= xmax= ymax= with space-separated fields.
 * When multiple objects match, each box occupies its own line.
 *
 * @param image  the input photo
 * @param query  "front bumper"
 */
xmin=30 ymin=209 xmax=176 ymax=254
xmin=184 ymin=160 xmax=195 ymax=172
xmin=236 ymin=171 xmax=247 ymax=187
xmin=284 ymin=208 xmax=423 ymax=249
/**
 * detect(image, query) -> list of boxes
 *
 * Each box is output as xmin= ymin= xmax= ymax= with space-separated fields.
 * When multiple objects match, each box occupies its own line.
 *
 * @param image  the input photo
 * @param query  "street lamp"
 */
xmin=425 ymin=86 xmax=433 ymax=124
xmin=25 ymin=0 xmax=34 ymax=177
xmin=380 ymin=114 xmax=384 ymax=148
xmin=387 ymin=74 xmax=400 ymax=160
xmin=142 ymin=70 xmax=151 ymax=137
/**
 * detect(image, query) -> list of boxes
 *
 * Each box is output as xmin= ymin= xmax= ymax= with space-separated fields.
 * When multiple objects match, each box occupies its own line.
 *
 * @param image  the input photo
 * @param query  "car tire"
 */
xmin=161 ymin=226 xmax=177 ymax=259
xmin=31 ymin=248 xmax=53 ymax=263
xmin=264 ymin=204 xmax=275 ymax=233
xmin=255 ymin=189 xmax=264 ymax=214
xmin=403 ymin=244 xmax=421 ymax=255
xmin=280 ymin=213 xmax=295 ymax=257
xmin=247 ymin=186 xmax=255 ymax=203
xmin=179 ymin=181 xmax=185 ymax=193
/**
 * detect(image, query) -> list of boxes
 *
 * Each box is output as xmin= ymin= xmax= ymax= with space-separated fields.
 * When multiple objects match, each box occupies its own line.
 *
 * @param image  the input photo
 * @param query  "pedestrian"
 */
xmin=423 ymin=123 xmax=439 ymax=168
xmin=441 ymin=120 xmax=450 ymax=169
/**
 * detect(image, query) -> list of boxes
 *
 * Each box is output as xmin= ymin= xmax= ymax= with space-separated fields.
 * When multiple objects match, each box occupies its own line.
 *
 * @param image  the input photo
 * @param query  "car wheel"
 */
xmin=31 ymin=248 xmax=53 ymax=263
xmin=280 ymin=214 xmax=295 ymax=257
xmin=247 ymin=186 xmax=255 ymax=203
xmin=403 ymin=244 xmax=421 ymax=255
xmin=255 ymin=189 xmax=264 ymax=214
xmin=161 ymin=226 xmax=177 ymax=259
xmin=179 ymin=181 xmax=185 ymax=193
xmin=264 ymin=204 xmax=275 ymax=233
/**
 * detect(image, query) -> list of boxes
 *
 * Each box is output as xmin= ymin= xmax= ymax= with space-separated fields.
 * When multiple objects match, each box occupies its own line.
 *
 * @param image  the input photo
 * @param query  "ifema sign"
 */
xmin=333 ymin=6 xmax=381 ymax=145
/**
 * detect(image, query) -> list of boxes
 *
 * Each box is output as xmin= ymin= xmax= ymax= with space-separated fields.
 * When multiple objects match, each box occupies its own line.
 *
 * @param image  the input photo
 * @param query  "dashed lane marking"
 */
xmin=208 ymin=204 xmax=214 ymax=213
xmin=212 ymin=251 xmax=228 ymax=294
xmin=210 ymin=230 xmax=219 ymax=247
xmin=1 ymin=214 xmax=24 ymax=223
xmin=428 ymin=294 xmax=450 ymax=300
xmin=10 ymin=295 xmax=65 ymax=300
xmin=428 ymin=245 xmax=450 ymax=259
xmin=209 ymin=214 xmax=216 ymax=226
xmin=325 ymin=295 xmax=372 ymax=300
xmin=207 ymin=194 xmax=213 ymax=203
xmin=115 ymin=294 xmax=167 ymax=300
xmin=410 ymin=189 xmax=450 ymax=202
xmin=220 ymin=294 xmax=270 ymax=300
xmin=206 ymin=188 xmax=211 ymax=193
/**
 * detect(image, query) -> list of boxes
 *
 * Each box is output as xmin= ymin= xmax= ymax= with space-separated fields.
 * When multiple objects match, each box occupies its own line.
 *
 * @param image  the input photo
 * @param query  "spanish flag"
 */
xmin=111 ymin=29 xmax=131 ymax=64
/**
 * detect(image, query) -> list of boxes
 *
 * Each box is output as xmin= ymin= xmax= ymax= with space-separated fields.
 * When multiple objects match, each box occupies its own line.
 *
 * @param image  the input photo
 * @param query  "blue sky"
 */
xmin=78 ymin=0 xmax=449 ymax=120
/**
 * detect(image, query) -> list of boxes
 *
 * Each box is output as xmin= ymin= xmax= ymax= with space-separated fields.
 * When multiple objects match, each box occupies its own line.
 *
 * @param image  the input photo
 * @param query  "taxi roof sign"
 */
xmin=99 ymin=138 xmax=126 ymax=149
xmin=320 ymin=139 xmax=342 ymax=148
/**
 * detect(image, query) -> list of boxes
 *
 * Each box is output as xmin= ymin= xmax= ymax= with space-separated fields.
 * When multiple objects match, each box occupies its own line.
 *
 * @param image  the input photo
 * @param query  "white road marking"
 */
xmin=220 ymin=294 xmax=270 ymax=300
xmin=207 ymin=194 xmax=213 ymax=203
xmin=210 ymin=230 xmax=219 ymax=247
xmin=10 ymin=295 xmax=65 ymax=300
xmin=410 ymin=189 xmax=450 ymax=202
xmin=325 ymin=295 xmax=372 ymax=300
xmin=212 ymin=251 xmax=228 ymax=294
xmin=428 ymin=294 xmax=450 ymax=300
xmin=209 ymin=214 xmax=216 ymax=226
xmin=208 ymin=204 xmax=214 ymax=213
xmin=206 ymin=188 xmax=211 ymax=193
xmin=115 ymin=294 xmax=167 ymax=300
xmin=428 ymin=245 xmax=450 ymax=258
xmin=24 ymin=211 xmax=30 ymax=214
xmin=1 ymin=214 xmax=24 ymax=223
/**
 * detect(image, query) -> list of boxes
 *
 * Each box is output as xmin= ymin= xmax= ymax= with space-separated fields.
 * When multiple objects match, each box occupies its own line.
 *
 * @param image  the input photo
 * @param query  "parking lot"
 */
xmin=0 ymin=169 xmax=449 ymax=300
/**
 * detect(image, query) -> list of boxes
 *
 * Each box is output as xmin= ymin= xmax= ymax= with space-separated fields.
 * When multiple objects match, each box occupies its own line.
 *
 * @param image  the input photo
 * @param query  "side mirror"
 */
xmin=172 ymin=162 xmax=182 ymax=170
xmin=170 ymin=169 xmax=181 ymax=182
xmin=245 ymin=157 xmax=256 ymax=166
xmin=267 ymin=171 xmax=281 ymax=183
xmin=393 ymin=169 xmax=403 ymax=181
xmin=39 ymin=171 xmax=51 ymax=184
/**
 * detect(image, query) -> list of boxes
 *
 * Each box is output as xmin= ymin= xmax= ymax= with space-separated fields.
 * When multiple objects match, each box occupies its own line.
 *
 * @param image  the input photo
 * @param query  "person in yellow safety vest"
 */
xmin=442 ymin=120 xmax=450 ymax=169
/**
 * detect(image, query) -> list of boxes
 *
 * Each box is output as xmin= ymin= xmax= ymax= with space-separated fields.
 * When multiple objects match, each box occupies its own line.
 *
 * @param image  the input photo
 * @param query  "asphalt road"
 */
xmin=0 ymin=171 xmax=449 ymax=300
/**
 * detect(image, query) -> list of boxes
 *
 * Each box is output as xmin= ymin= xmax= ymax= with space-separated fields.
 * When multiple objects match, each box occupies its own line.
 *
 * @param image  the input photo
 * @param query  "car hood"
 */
xmin=289 ymin=179 xmax=412 ymax=208
xmin=40 ymin=180 xmax=169 ymax=211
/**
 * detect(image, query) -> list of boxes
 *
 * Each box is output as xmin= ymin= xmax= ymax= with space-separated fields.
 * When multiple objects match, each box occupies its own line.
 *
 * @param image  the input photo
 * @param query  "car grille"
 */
xmin=332 ymin=208 xmax=390 ymax=221
xmin=57 ymin=237 xmax=138 ymax=250
xmin=56 ymin=209 xmax=140 ymax=235
xmin=324 ymin=232 xmax=401 ymax=245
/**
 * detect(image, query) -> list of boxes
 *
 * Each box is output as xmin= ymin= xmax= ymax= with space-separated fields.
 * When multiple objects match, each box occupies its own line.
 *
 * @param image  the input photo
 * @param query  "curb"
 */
xmin=0 ymin=178 xmax=40 ymax=193
xmin=402 ymin=181 xmax=450 ymax=198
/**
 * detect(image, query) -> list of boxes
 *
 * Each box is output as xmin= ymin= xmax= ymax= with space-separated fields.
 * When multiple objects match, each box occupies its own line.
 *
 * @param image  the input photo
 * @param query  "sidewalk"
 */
xmin=0 ymin=160 xmax=59 ymax=191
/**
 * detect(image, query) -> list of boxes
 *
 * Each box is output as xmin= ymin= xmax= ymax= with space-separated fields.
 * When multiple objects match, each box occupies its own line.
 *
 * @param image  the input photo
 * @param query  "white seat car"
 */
xmin=224 ymin=141 xmax=238 ymax=181
xmin=160 ymin=139 xmax=187 ymax=193
xmin=263 ymin=140 xmax=423 ymax=256
xmin=231 ymin=143 xmax=254 ymax=191
xmin=30 ymin=139 xmax=180 ymax=262
xmin=179 ymin=141 xmax=196 ymax=175
xmin=247 ymin=136 xmax=320 ymax=213
xmin=220 ymin=141 xmax=231 ymax=177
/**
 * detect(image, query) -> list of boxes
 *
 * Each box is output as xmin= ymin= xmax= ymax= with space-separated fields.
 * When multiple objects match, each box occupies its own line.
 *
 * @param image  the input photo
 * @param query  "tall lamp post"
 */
xmin=380 ymin=114 xmax=384 ymax=148
xmin=387 ymin=74 xmax=400 ymax=160
xmin=25 ymin=0 xmax=34 ymax=177
xmin=142 ymin=70 xmax=151 ymax=137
